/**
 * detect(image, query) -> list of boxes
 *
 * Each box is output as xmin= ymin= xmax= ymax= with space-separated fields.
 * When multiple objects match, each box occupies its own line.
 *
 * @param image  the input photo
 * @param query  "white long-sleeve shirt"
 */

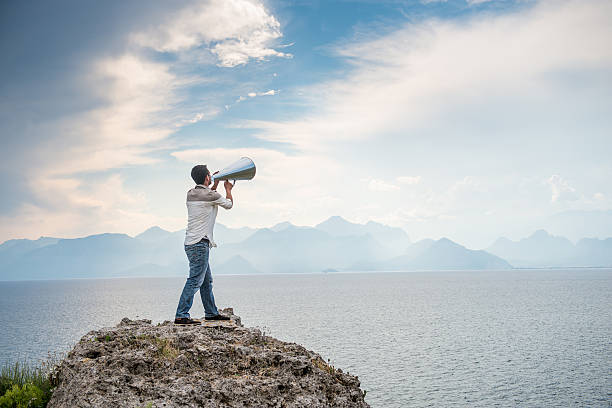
xmin=184 ymin=184 xmax=233 ymax=246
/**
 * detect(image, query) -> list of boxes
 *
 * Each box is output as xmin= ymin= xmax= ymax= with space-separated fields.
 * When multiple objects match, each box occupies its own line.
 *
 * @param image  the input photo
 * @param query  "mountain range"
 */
xmin=487 ymin=229 xmax=612 ymax=268
xmin=0 ymin=216 xmax=610 ymax=281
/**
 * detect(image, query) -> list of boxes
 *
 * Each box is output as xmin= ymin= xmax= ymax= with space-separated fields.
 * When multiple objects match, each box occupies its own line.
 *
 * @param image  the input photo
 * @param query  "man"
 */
xmin=174 ymin=164 xmax=234 ymax=325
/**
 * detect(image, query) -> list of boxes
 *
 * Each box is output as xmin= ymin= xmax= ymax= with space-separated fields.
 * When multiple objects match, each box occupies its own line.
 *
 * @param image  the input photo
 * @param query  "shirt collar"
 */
xmin=194 ymin=184 xmax=209 ymax=190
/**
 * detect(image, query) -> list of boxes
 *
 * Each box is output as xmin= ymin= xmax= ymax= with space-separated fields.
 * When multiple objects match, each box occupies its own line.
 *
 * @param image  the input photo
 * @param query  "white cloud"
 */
xmin=181 ymin=108 xmax=221 ymax=125
xmin=231 ymin=89 xmax=279 ymax=107
xmin=131 ymin=0 xmax=291 ymax=67
xmin=4 ymin=0 xmax=611 ymax=248
xmin=186 ymin=113 xmax=205 ymax=124
xmin=223 ymin=0 xmax=612 ymax=247
xmin=247 ymin=0 xmax=612 ymax=151
xmin=212 ymin=37 xmax=291 ymax=68
xmin=397 ymin=176 xmax=422 ymax=185
xmin=36 ymin=53 xmax=186 ymax=180
xmin=1 ymin=1 xmax=288 ymax=241
xmin=16 ymin=52 xmax=182 ymax=197
xmin=547 ymin=174 xmax=578 ymax=203
xmin=246 ymin=89 xmax=277 ymax=98
xmin=367 ymin=178 xmax=400 ymax=192
xmin=170 ymin=147 xmax=346 ymax=228
xmin=449 ymin=176 xmax=483 ymax=194
xmin=0 ymin=174 xmax=182 ymax=240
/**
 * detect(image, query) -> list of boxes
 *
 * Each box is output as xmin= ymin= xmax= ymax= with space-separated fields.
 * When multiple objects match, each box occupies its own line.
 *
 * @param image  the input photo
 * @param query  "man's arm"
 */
xmin=210 ymin=181 xmax=234 ymax=209
xmin=211 ymin=171 xmax=220 ymax=191
xmin=224 ymin=180 xmax=234 ymax=205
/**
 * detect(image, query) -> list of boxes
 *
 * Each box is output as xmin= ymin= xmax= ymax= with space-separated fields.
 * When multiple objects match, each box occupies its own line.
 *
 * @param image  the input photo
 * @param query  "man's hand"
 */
xmin=224 ymin=180 xmax=234 ymax=203
xmin=211 ymin=171 xmax=220 ymax=191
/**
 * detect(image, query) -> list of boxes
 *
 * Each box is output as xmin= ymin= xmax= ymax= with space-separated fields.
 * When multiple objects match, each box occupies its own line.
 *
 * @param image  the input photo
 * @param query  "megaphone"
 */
xmin=212 ymin=157 xmax=256 ymax=184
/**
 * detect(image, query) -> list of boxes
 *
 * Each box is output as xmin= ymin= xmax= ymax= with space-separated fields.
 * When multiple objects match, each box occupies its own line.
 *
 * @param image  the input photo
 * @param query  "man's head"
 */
xmin=191 ymin=164 xmax=211 ymax=186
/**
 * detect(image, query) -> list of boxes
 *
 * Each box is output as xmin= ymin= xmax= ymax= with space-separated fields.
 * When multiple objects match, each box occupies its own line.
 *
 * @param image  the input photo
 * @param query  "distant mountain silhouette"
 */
xmin=135 ymin=226 xmax=174 ymax=243
xmin=315 ymin=216 xmax=365 ymax=236
xmin=487 ymin=230 xmax=575 ymax=267
xmin=2 ymin=218 xmax=609 ymax=281
xmin=271 ymin=222 xmax=294 ymax=232
xmin=214 ymin=224 xmax=257 ymax=244
xmin=402 ymin=238 xmax=510 ymax=270
xmin=2 ymin=233 xmax=145 ymax=280
xmin=487 ymin=230 xmax=612 ymax=267
xmin=543 ymin=210 xmax=612 ymax=242
xmin=214 ymin=225 xmax=386 ymax=274
xmin=315 ymin=216 xmax=411 ymax=256
xmin=0 ymin=236 xmax=60 ymax=269
xmin=215 ymin=255 xmax=261 ymax=275
xmin=377 ymin=238 xmax=511 ymax=271
xmin=270 ymin=222 xmax=310 ymax=232
xmin=402 ymin=239 xmax=435 ymax=259
xmin=574 ymin=237 xmax=612 ymax=266
xmin=0 ymin=218 xmax=410 ymax=279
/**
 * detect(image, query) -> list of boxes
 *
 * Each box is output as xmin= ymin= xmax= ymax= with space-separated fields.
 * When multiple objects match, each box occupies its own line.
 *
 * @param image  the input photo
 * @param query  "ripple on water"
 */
xmin=0 ymin=269 xmax=611 ymax=407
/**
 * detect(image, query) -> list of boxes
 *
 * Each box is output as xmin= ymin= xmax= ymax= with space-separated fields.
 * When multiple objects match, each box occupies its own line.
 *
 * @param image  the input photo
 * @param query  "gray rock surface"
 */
xmin=48 ymin=308 xmax=369 ymax=407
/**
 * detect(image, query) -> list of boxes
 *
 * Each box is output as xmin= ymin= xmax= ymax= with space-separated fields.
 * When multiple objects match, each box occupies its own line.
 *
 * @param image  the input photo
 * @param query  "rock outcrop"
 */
xmin=48 ymin=309 xmax=369 ymax=407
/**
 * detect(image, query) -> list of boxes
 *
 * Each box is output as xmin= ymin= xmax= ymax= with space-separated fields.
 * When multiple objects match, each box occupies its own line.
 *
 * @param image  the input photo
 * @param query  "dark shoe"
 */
xmin=174 ymin=317 xmax=201 ymax=325
xmin=205 ymin=314 xmax=230 ymax=321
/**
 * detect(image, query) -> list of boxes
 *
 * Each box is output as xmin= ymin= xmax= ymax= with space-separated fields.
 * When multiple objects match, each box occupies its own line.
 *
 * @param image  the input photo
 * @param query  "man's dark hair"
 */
xmin=191 ymin=164 xmax=209 ymax=185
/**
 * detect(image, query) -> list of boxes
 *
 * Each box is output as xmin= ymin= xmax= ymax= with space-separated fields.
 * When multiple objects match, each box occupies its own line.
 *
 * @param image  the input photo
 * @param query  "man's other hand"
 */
xmin=223 ymin=180 xmax=234 ymax=203
xmin=211 ymin=171 xmax=220 ymax=190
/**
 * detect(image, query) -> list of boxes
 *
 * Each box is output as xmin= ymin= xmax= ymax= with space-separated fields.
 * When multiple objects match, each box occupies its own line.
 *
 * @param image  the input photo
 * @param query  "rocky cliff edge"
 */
xmin=48 ymin=308 xmax=370 ymax=407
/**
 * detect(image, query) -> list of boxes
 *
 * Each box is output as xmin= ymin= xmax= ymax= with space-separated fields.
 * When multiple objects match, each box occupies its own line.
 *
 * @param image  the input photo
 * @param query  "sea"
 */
xmin=1 ymin=269 xmax=611 ymax=407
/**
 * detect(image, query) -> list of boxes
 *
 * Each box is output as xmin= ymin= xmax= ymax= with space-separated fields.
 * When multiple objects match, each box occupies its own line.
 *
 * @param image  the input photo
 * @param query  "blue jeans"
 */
xmin=175 ymin=240 xmax=219 ymax=319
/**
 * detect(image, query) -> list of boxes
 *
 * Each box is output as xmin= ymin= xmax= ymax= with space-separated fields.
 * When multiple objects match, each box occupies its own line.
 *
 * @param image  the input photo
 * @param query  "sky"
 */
xmin=1 ymin=0 xmax=611 ymax=248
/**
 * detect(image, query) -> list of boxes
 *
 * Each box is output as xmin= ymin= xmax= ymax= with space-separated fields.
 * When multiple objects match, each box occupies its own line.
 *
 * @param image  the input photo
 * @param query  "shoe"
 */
xmin=174 ymin=317 xmax=201 ymax=325
xmin=205 ymin=314 xmax=230 ymax=321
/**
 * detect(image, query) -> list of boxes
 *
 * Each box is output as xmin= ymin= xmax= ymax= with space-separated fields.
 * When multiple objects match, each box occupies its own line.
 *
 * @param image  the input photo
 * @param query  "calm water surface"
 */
xmin=1 ymin=269 xmax=611 ymax=407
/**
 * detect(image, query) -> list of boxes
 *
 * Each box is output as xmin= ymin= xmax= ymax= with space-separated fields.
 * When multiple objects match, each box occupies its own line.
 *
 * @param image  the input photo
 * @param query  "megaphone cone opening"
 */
xmin=211 ymin=157 xmax=256 ymax=182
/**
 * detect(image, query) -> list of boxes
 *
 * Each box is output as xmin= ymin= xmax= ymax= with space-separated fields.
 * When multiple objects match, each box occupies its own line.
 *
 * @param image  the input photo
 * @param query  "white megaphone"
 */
xmin=212 ymin=157 xmax=256 ymax=184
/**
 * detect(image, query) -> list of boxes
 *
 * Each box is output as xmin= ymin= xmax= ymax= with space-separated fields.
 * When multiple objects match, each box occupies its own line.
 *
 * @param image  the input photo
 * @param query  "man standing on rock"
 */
xmin=175 ymin=164 xmax=234 ymax=325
